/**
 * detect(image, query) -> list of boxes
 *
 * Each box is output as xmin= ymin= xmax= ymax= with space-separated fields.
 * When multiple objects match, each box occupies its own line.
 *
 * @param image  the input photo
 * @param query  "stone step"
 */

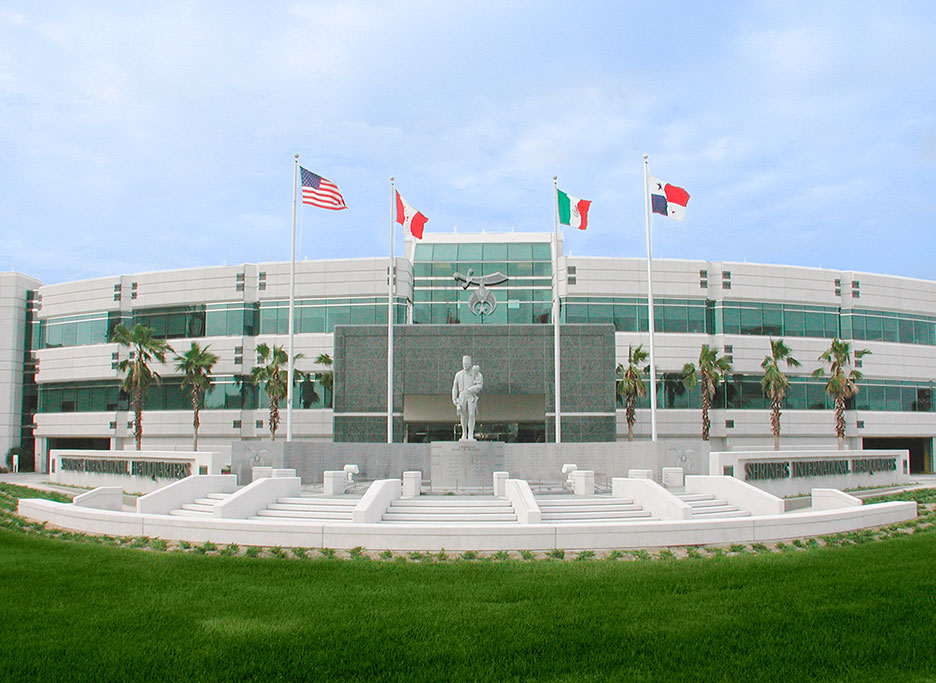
xmin=193 ymin=498 xmax=224 ymax=506
xmin=382 ymin=512 xmax=518 ymax=522
xmin=387 ymin=497 xmax=508 ymax=507
xmin=267 ymin=502 xmax=358 ymax=513
xmin=540 ymin=510 xmax=653 ymax=521
xmin=388 ymin=504 xmax=515 ymax=514
xmin=205 ymin=493 xmax=232 ymax=501
xmin=691 ymin=509 xmax=751 ymax=519
xmin=536 ymin=498 xmax=636 ymax=507
xmin=180 ymin=502 xmax=215 ymax=513
xmin=254 ymin=509 xmax=353 ymax=520
xmin=377 ymin=520 xmax=520 ymax=525
xmin=684 ymin=498 xmax=730 ymax=509
xmin=168 ymin=508 xmax=211 ymax=517
xmin=535 ymin=503 xmax=643 ymax=514
xmin=676 ymin=493 xmax=716 ymax=502
xmin=278 ymin=497 xmax=359 ymax=506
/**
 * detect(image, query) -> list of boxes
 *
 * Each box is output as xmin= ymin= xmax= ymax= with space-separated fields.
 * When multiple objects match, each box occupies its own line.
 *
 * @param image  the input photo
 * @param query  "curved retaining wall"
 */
xmin=17 ymin=497 xmax=915 ymax=552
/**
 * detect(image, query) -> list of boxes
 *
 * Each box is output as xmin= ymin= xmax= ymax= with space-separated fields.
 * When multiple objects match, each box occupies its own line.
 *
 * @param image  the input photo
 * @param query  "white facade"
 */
xmin=8 ymin=231 xmax=935 ymax=474
xmin=0 ymin=272 xmax=40 ymax=460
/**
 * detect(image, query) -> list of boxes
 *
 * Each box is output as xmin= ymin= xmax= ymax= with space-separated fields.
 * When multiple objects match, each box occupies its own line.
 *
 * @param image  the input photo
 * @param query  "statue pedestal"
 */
xmin=430 ymin=441 xmax=505 ymax=490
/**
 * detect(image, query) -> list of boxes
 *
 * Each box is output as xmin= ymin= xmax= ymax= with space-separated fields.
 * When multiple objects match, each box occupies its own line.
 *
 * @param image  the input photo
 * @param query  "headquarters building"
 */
xmin=2 ymin=231 xmax=934 ymax=474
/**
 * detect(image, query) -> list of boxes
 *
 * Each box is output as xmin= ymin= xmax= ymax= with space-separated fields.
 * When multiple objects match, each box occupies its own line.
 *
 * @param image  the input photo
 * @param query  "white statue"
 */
xmin=452 ymin=355 xmax=483 ymax=441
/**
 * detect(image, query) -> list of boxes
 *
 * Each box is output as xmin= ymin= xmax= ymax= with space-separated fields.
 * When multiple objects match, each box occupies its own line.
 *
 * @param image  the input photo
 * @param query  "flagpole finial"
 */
xmin=390 ymin=176 xmax=394 ymax=182
xmin=295 ymin=154 xmax=299 ymax=160
xmin=552 ymin=175 xmax=557 ymax=181
xmin=643 ymin=154 xmax=648 ymax=161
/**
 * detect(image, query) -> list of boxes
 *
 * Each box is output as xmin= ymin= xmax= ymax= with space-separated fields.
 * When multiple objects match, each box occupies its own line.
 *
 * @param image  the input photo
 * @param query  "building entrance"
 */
xmin=862 ymin=437 xmax=933 ymax=474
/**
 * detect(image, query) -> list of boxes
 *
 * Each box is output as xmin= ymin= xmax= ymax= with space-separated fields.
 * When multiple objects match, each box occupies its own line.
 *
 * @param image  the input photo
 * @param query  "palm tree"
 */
xmin=616 ymin=344 xmax=649 ymax=441
xmin=681 ymin=344 xmax=733 ymax=441
xmin=311 ymin=353 xmax=334 ymax=408
xmin=113 ymin=323 xmax=172 ymax=451
xmin=175 ymin=342 xmax=219 ymax=451
xmin=250 ymin=343 xmax=304 ymax=440
xmin=760 ymin=339 xmax=801 ymax=451
xmin=813 ymin=338 xmax=871 ymax=450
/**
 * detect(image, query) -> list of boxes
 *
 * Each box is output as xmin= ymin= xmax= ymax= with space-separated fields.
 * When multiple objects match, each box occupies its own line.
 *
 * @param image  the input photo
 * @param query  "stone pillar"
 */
xmin=402 ymin=471 xmax=422 ymax=498
xmin=323 ymin=470 xmax=347 ymax=495
xmin=628 ymin=469 xmax=653 ymax=480
xmin=252 ymin=466 xmax=273 ymax=481
xmin=493 ymin=471 xmax=508 ymax=497
xmin=570 ymin=470 xmax=595 ymax=495
xmin=662 ymin=467 xmax=684 ymax=488
xmin=272 ymin=468 xmax=296 ymax=478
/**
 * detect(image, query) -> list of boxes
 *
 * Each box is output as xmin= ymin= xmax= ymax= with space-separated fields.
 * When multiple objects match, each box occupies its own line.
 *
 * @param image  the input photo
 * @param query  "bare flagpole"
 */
xmin=552 ymin=176 xmax=562 ymax=444
xmin=387 ymin=177 xmax=395 ymax=444
xmin=642 ymin=154 xmax=659 ymax=441
xmin=286 ymin=154 xmax=299 ymax=441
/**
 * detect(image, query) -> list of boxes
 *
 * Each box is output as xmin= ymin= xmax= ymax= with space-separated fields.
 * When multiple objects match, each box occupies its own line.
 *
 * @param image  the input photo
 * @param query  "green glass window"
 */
xmin=481 ymin=243 xmax=508 ymax=260
xmin=457 ymin=243 xmax=482 ymax=260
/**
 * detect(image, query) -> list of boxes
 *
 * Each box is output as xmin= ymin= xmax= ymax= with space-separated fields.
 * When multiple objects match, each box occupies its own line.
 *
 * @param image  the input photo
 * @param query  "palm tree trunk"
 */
xmin=133 ymin=388 xmax=143 ymax=451
xmin=626 ymin=397 xmax=635 ymax=442
xmin=835 ymin=396 xmax=846 ymax=450
xmin=700 ymin=378 xmax=711 ymax=441
xmin=192 ymin=387 xmax=200 ymax=451
xmin=771 ymin=400 xmax=781 ymax=451
xmin=269 ymin=398 xmax=280 ymax=441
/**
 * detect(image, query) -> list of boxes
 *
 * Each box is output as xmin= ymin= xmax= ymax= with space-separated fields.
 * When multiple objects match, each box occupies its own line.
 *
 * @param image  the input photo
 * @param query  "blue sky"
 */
xmin=1 ymin=1 xmax=934 ymax=284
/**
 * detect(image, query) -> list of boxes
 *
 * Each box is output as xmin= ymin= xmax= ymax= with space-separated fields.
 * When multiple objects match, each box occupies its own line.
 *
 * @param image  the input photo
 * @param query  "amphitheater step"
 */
xmin=389 ymin=497 xmax=509 ymax=507
xmin=383 ymin=512 xmax=518 ymax=523
xmin=282 ymin=496 xmax=360 ymax=506
xmin=180 ymin=502 xmax=215 ymax=513
xmin=540 ymin=509 xmax=653 ymax=521
xmin=267 ymin=502 xmax=358 ymax=513
xmin=536 ymin=503 xmax=643 ymax=514
xmin=254 ymin=509 xmax=353 ymax=520
xmin=168 ymin=508 xmax=212 ymax=517
xmin=692 ymin=509 xmax=751 ymax=518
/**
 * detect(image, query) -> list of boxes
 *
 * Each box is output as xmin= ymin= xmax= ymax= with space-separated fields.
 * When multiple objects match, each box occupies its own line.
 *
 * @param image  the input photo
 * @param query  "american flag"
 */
xmin=300 ymin=167 xmax=347 ymax=210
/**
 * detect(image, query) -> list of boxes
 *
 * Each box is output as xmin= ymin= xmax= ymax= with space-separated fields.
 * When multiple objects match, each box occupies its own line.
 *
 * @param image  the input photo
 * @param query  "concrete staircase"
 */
xmin=536 ymin=495 xmax=657 ymax=524
xmin=250 ymin=494 xmax=359 ymax=521
xmin=382 ymin=496 xmax=517 ymax=524
xmin=168 ymin=492 xmax=233 ymax=518
xmin=673 ymin=492 xmax=750 ymax=518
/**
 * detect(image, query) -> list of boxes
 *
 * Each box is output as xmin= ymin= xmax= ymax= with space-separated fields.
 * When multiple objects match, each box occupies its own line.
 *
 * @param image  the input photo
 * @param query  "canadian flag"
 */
xmin=395 ymin=190 xmax=428 ymax=239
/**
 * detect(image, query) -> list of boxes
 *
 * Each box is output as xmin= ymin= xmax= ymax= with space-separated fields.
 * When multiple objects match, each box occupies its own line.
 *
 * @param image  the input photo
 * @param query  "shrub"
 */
xmin=547 ymin=548 xmax=565 ymax=560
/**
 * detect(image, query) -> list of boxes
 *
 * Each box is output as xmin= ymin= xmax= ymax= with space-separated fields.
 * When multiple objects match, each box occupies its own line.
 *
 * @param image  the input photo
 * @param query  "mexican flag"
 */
xmin=557 ymin=189 xmax=591 ymax=230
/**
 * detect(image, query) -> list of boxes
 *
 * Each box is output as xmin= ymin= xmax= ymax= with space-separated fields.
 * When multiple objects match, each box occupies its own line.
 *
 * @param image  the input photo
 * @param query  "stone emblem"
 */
xmin=453 ymin=269 xmax=508 ymax=315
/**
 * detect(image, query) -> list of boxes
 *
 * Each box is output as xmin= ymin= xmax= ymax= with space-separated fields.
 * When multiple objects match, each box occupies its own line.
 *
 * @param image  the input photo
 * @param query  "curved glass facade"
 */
xmin=412 ymin=241 xmax=553 ymax=325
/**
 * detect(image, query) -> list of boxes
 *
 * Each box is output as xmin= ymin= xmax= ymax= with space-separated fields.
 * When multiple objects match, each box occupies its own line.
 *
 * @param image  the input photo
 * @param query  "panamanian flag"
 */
xmin=650 ymin=177 xmax=690 ymax=222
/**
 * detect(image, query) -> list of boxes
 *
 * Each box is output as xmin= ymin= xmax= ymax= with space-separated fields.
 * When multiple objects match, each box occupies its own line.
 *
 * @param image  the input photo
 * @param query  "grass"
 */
xmin=2 ymin=484 xmax=936 ymax=680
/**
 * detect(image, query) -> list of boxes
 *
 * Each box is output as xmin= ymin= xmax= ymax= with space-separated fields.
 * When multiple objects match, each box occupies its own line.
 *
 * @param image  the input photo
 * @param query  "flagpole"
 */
xmin=552 ymin=176 xmax=562 ymax=444
xmin=642 ymin=154 xmax=658 ymax=442
xmin=286 ymin=154 xmax=299 ymax=442
xmin=387 ymin=177 xmax=395 ymax=444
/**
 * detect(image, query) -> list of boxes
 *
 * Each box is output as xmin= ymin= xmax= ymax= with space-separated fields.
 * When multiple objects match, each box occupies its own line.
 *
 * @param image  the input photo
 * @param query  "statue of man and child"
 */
xmin=452 ymin=355 xmax=483 ymax=441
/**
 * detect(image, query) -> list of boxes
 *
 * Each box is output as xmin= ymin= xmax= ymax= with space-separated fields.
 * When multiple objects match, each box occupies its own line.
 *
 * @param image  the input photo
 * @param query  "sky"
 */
xmin=1 ymin=1 xmax=934 ymax=285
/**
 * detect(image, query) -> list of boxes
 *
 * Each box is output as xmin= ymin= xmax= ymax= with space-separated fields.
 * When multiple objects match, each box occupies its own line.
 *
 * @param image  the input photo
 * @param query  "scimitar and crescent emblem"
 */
xmin=453 ymin=269 xmax=509 ymax=316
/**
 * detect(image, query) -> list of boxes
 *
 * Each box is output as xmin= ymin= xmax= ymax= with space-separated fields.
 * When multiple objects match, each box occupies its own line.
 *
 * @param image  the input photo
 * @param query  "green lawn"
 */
xmin=1 ymin=487 xmax=935 ymax=681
